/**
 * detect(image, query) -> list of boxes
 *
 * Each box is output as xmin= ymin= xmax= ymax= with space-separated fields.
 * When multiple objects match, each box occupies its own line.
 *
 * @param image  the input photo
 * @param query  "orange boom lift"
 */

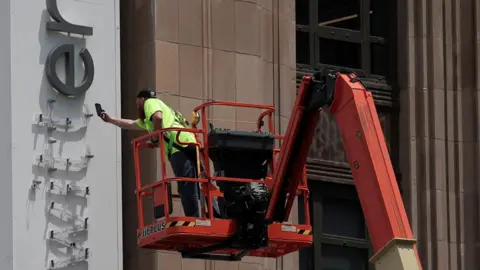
xmin=131 ymin=69 xmax=422 ymax=269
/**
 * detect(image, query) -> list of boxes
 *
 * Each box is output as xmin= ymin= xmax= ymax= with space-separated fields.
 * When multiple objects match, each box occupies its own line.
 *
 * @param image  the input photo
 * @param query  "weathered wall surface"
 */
xmin=121 ymin=0 xmax=299 ymax=269
xmin=397 ymin=0 xmax=480 ymax=269
xmin=120 ymin=0 xmax=157 ymax=268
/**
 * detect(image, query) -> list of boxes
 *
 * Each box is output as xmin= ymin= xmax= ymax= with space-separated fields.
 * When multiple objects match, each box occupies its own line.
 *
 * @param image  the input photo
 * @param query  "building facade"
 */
xmin=120 ymin=0 xmax=480 ymax=270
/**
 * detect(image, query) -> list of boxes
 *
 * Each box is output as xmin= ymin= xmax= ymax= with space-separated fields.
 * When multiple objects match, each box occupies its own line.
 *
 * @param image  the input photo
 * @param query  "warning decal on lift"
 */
xmin=296 ymin=229 xmax=312 ymax=235
xmin=138 ymin=221 xmax=196 ymax=239
xmin=281 ymin=225 xmax=312 ymax=235
xmin=165 ymin=220 xmax=196 ymax=228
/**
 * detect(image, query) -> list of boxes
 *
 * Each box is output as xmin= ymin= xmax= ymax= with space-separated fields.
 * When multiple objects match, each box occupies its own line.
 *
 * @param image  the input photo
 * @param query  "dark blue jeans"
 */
xmin=170 ymin=150 xmax=222 ymax=218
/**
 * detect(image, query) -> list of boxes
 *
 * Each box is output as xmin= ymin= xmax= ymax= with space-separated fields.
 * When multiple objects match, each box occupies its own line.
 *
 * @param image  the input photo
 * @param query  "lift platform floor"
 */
xmin=137 ymin=217 xmax=312 ymax=258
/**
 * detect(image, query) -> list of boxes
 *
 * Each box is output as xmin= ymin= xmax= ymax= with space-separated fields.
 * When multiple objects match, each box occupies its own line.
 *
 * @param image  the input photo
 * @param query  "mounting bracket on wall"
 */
xmin=33 ymin=113 xmax=93 ymax=132
xmin=48 ymin=202 xmax=89 ymax=224
xmin=67 ymin=184 xmax=91 ymax=196
xmin=33 ymin=113 xmax=93 ymax=131
xmin=35 ymin=154 xmax=57 ymax=173
xmin=49 ymin=217 xmax=89 ymax=246
xmin=48 ymin=235 xmax=78 ymax=249
xmin=49 ymin=181 xmax=90 ymax=196
xmin=33 ymin=102 xmax=94 ymax=132
xmin=33 ymin=99 xmax=94 ymax=269
xmin=48 ymin=248 xmax=90 ymax=269
xmin=35 ymin=146 xmax=94 ymax=173
xmin=31 ymin=180 xmax=43 ymax=190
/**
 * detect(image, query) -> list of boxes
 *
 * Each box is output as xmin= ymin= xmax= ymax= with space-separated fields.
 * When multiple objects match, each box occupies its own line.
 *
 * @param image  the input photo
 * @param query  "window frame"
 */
xmin=296 ymin=0 xmax=399 ymax=269
xmin=299 ymin=181 xmax=376 ymax=270
xmin=295 ymin=0 xmax=399 ymax=164
xmin=296 ymin=0 xmax=398 ymax=82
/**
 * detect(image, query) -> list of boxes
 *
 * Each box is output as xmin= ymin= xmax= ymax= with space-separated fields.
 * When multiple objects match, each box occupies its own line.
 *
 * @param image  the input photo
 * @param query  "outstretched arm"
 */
xmin=109 ymin=117 xmax=143 ymax=131
xmin=101 ymin=112 xmax=143 ymax=131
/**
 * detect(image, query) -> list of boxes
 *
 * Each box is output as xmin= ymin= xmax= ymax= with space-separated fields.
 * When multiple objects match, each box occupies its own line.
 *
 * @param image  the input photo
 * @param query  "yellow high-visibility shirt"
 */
xmin=135 ymin=98 xmax=196 ymax=156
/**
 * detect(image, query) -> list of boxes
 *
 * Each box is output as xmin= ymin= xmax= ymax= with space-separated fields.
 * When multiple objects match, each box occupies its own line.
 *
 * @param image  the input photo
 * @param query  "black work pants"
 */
xmin=170 ymin=148 xmax=222 ymax=218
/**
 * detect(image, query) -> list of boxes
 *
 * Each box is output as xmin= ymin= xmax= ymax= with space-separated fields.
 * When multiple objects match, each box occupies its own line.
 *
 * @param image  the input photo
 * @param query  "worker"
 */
xmin=99 ymin=88 xmax=221 ymax=218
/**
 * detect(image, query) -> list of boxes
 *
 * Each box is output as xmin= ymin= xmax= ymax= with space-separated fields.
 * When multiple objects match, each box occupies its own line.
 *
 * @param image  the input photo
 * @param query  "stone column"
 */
xmin=120 ymin=0 xmax=157 ymax=269
xmin=397 ymin=0 xmax=480 ymax=269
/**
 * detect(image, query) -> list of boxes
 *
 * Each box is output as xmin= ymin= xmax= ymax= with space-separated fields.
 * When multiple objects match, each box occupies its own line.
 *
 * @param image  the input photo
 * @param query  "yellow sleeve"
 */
xmin=144 ymin=99 xmax=163 ymax=121
xmin=135 ymin=119 xmax=146 ymax=129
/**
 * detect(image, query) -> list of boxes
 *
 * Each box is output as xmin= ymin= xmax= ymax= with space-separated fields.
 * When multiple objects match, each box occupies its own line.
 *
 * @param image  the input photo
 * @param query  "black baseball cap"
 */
xmin=136 ymin=88 xmax=156 ymax=99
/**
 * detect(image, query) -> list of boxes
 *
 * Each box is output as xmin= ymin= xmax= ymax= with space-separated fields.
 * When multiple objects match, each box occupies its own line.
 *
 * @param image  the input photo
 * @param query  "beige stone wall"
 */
xmin=121 ymin=0 xmax=299 ymax=269
xmin=397 ymin=0 xmax=480 ymax=269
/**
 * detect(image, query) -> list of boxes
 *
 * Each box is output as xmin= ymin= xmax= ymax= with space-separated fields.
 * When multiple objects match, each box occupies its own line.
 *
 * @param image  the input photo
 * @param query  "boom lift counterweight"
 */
xmin=131 ymin=69 xmax=422 ymax=269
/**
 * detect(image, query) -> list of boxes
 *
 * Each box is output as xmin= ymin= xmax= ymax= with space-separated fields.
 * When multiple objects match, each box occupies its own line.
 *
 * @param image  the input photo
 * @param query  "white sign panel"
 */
xmin=0 ymin=0 xmax=122 ymax=269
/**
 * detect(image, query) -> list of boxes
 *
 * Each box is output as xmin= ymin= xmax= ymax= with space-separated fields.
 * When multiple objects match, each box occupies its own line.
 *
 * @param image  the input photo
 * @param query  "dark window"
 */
xmin=296 ymin=0 xmax=395 ymax=79
xmin=296 ymin=0 xmax=397 ymax=269
xmin=321 ymin=244 xmax=369 ymax=270
xmin=296 ymin=0 xmax=309 ymax=26
xmin=370 ymin=0 xmax=388 ymax=37
xmin=299 ymin=0 xmax=398 ymax=164
xmin=299 ymin=181 xmax=374 ymax=270
xmin=322 ymin=197 xmax=366 ymax=239
xmin=318 ymin=0 xmax=361 ymax=30
xmin=319 ymin=38 xmax=361 ymax=69
xmin=371 ymin=43 xmax=388 ymax=76
xmin=299 ymin=194 xmax=315 ymax=270
xmin=297 ymin=31 xmax=311 ymax=65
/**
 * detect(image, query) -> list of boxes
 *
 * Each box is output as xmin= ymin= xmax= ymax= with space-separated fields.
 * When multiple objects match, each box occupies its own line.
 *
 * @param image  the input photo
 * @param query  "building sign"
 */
xmin=45 ymin=0 xmax=95 ymax=97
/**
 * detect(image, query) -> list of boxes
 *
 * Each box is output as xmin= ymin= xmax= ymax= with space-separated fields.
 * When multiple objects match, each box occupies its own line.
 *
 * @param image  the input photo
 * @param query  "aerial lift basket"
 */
xmin=131 ymin=69 xmax=422 ymax=268
xmin=131 ymin=100 xmax=312 ymax=261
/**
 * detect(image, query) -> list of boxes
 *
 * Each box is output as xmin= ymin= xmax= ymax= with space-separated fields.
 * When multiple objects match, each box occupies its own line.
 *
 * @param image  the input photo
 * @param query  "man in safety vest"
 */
xmin=100 ymin=88 xmax=220 ymax=218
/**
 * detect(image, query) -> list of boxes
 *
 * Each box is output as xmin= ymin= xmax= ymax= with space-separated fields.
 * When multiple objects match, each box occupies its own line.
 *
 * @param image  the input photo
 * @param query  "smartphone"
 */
xmin=95 ymin=103 xmax=104 ymax=117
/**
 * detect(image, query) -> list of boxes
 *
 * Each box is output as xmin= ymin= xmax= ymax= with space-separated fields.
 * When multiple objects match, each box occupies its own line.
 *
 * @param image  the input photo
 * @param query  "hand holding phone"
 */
xmin=95 ymin=103 xmax=104 ymax=117
xmin=95 ymin=103 xmax=110 ymax=122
